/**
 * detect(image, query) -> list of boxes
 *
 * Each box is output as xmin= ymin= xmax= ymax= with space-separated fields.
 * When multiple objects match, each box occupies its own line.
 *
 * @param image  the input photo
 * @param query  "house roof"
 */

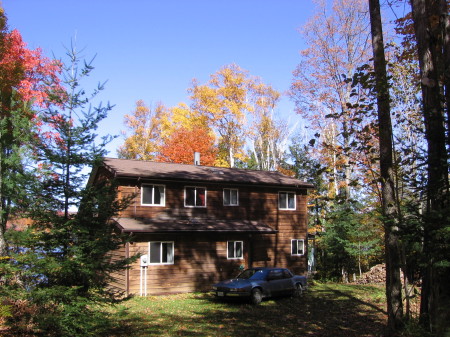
xmin=97 ymin=157 xmax=313 ymax=188
xmin=113 ymin=217 xmax=278 ymax=234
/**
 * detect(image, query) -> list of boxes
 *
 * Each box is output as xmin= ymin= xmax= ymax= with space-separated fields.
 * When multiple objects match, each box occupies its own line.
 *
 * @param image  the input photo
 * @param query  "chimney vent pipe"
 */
xmin=194 ymin=152 xmax=200 ymax=166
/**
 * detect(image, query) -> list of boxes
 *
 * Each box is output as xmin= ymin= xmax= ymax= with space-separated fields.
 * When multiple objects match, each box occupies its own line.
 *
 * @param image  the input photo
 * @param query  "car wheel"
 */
xmin=251 ymin=288 xmax=263 ymax=305
xmin=293 ymin=283 xmax=303 ymax=297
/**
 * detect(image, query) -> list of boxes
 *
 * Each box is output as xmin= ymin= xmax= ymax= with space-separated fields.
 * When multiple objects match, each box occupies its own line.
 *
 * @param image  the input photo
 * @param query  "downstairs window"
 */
xmin=227 ymin=241 xmax=243 ymax=259
xmin=149 ymin=241 xmax=174 ymax=264
xmin=291 ymin=239 xmax=305 ymax=256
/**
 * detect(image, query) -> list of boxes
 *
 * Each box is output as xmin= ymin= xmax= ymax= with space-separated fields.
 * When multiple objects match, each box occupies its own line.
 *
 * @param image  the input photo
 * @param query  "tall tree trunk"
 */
xmin=368 ymin=0 xmax=404 ymax=333
xmin=444 ymin=1 xmax=450 ymax=143
xmin=0 ymin=102 xmax=10 ymax=257
xmin=0 ymin=138 xmax=5 ymax=257
xmin=0 ymin=160 xmax=7 ymax=256
xmin=0 ymin=224 xmax=6 ymax=256
xmin=410 ymin=0 xmax=450 ymax=334
xmin=0 ymin=170 xmax=9 ymax=256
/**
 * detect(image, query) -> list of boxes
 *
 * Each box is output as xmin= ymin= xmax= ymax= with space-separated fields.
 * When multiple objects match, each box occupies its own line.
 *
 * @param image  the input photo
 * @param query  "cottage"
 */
xmin=88 ymin=157 xmax=313 ymax=295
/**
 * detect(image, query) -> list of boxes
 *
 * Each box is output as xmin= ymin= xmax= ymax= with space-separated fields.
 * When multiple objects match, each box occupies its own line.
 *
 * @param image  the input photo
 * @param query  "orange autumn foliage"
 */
xmin=156 ymin=127 xmax=217 ymax=166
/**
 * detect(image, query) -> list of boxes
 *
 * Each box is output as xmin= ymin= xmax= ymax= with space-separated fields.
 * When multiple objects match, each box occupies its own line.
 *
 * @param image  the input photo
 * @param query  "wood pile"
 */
xmin=354 ymin=264 xmax=400 ymax=284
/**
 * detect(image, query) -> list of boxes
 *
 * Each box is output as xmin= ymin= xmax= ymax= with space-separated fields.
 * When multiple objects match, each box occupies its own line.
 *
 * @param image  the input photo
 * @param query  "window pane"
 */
xmin=292 ymin=240 xmax=298 ymax=255
xmin=269 ymin=270 xmax=282 ymax=280
xmin=279 ymin=193 xmax=287 ymax=208
xmin=166 ymin=243 xmax=174 ymax=263
xmin=142 ymin=186 xmax=153 ymax=204
xmin=185 ymin=187 xmax=195 ymax=206
xmin=153 ymin=186 xmax=161 ymax=205
xmin=235 ymin=241 xmax=243 ymax=258
xmin=224 ymin=189 xmax=238 ymax=205
xmin=196 ymin=188 xmax=206 ymax=206
xmin=298 ymin=240 xmax=304 ymax=255
xmin=292 ymin=240 xmax=304 ymax=255
xmin=231 ymin=190 xmax=238 ymax=205
xmin=159 ymin=186 xmax=165 ymax=204
xmin=288 ymin=193 xmax=295 ymax=209
xmin=149 ymin=242 xmax=173 ymax=264
xmin=150 ymin=242 xmax=161 ymax=263
xmin=161 ymin=242 xmax=173 ymax=263
xmin=161 ymin=243 xmax=168 ymax=263
xmin=283 ymin=270 xmax=292 ymax=278
xmin=224 ymin=189 xmax=230 ymax=205
xmin=227 ymin=241 xmax=234 ymax=258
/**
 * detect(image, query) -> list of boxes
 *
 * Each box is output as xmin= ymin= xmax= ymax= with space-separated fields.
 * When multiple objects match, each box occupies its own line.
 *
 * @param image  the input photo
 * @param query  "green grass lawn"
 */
xmin=102 ymin=283 xmax=389 ymax=337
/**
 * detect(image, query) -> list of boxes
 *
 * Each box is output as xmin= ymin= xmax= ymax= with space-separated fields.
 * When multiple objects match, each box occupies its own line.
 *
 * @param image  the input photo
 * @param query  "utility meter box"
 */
xmin=140 ymin=254 xmax=148 ymax=267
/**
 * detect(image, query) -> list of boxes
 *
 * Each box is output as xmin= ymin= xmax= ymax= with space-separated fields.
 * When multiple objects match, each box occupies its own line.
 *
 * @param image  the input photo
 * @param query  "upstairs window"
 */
xmin=279 ymin=191 xmax=296 ymax=210
xmin=227 ymin=241 xmax=243 ymax=259
xmin=223 ymin=188 xmax=239 ymax=206
xmin=185 ymin=186 xmax=206 ymax=207
xmin=291 ymin=239 xmax=305 ymax=256
xmin=149 ymin=241 xmax=174 ymax=264
xmin=141 ymin=184 xmax=165 ymax=206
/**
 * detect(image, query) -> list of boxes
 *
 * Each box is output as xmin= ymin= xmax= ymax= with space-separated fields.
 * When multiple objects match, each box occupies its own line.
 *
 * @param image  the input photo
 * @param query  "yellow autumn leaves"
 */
xmin=118 ymin=64 xmax=288 ymax=169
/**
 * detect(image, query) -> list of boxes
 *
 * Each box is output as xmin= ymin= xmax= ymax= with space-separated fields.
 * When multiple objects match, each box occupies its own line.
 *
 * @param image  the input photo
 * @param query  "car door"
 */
xmin=280 ymin=269 xmax=295 ymax=295
xmin=266 ymin=269 xmax=286 ymax=296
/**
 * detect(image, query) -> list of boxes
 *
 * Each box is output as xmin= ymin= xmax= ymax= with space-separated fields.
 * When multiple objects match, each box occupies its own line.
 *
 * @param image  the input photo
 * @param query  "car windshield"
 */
xmin=236 ymin=269 xmax=266 ymax=280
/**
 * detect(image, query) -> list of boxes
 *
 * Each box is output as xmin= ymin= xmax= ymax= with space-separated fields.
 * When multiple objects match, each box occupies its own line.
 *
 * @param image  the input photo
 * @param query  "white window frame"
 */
xmin=141 ymin=184 xmax=165 ymax=206
xmin=184 ymin=186 xmax=207 ymax=208
xmin=148 ymin=241 xmax=174 ymax=265
xmin=227 ymin=241 xmax=243 ymax=259
xmin=291 ymin=239 xmax=305 ymax=256
xmin=279 ymin=191 xmax=296 ymax=210
xmin=223 ymin=188 xmax=239 ymax=206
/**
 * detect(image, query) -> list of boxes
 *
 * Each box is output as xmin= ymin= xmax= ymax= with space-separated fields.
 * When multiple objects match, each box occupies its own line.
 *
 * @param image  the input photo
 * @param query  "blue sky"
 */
xmin=2 ymin=1 xmax=314 ymax=155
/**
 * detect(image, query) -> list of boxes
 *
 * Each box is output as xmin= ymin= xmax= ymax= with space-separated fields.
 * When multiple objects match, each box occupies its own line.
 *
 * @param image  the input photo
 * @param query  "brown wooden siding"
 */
xmin=107 ymin=244 xmax=127 ymax=294
xmin=120 ymin=231 xmax=307 ymax=296
xmin=108 ymin=177 xmax=309 ymax=295
xmin=118 ymin=181 xmax=308 ymax=223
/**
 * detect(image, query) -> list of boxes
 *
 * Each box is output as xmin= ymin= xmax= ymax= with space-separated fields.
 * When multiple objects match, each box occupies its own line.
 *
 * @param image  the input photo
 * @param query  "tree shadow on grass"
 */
xmin=199 ymin=288 xmax=387 ymax=337
xmin=106 ymin=285 xmax=387 ymax=337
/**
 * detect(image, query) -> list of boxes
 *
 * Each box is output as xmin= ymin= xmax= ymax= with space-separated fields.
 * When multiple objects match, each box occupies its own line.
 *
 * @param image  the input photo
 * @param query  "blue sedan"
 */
xmin=212 ymin=267 xmax=307 ymax=304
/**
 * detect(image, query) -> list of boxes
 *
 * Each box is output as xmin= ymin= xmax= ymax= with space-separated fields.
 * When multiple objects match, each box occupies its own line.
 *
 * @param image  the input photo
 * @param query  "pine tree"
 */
xmin=5 ymin=44 xmax=134 ymax=336
xmin=0 ymin=6 xmax=60 ymax=256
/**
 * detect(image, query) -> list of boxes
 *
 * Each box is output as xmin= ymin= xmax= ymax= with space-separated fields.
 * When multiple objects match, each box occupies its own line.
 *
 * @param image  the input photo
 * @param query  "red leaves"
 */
xmin=0 ymin=26 xmax=61 ymax=109
xmin=156 ymin=127 xmax=218 ymax=166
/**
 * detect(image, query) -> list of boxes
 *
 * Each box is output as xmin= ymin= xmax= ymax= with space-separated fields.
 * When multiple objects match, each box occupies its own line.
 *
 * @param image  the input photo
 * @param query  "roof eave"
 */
xmin=120 ymin=228 xmax=278 ymax=234
xmin=109 ymin=173 xmax=314 ymax=189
